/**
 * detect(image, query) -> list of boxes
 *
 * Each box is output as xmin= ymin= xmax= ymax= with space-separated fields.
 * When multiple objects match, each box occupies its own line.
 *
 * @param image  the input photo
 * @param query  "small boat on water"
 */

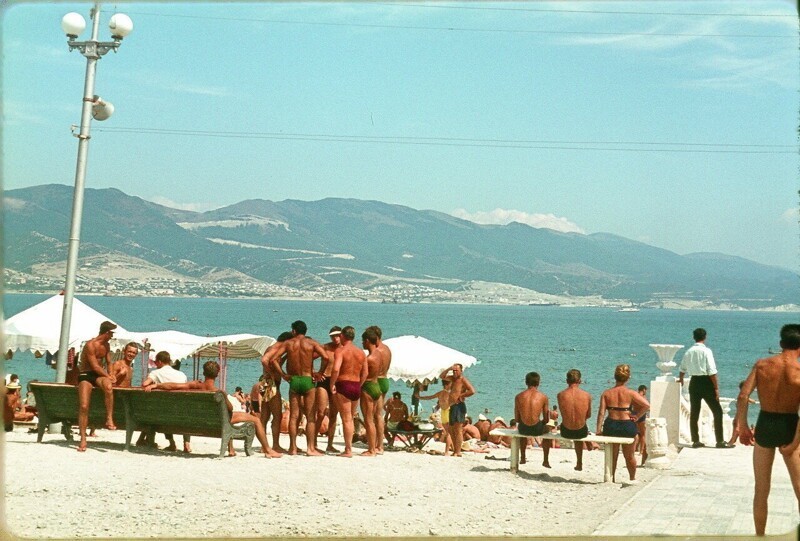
xmin=168 ymin=316 xmax=179 ymax=322
xmin=617 ymin=307 xmax=640 ymax=312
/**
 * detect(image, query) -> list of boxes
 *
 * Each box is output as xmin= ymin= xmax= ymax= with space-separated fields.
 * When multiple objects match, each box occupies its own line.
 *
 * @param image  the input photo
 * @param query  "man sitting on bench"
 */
xmin=557 ymin=368 xmax=598 ymax=471
xmin=514 ymin=372 xmax=553 ymax=467
xmin=149 ymin=361 xmax=282 ymax=458
xmin=77 ymin=321 xmax=118 ymax=452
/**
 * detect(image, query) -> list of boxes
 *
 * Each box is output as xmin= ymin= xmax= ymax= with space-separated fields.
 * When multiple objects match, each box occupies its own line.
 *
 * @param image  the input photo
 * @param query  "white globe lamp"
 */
xmin=109 ymin=14 xmax=134 ymax=39
xmin=61 ymin=12 xmax=86 ymax=38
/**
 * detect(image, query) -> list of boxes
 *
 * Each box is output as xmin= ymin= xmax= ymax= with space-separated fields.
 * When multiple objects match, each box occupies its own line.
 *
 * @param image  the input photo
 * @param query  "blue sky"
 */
xmin=3 ymin=1 xmax=798 ymax=271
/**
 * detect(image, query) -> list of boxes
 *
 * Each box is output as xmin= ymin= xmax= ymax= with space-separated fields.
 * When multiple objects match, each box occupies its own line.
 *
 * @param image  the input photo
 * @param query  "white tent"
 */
xmin=3 ymin=294 xmax=135 ymax=357
xmin=130 ymin=331 xmax=276 ymax=361
xmin=384 ymin=335 xmax=478 ymax=385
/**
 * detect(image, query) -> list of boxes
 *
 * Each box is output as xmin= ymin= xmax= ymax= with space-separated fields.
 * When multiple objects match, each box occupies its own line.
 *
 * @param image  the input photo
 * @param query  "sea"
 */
xmin=4 ymin=293 xmax=798 ymax=424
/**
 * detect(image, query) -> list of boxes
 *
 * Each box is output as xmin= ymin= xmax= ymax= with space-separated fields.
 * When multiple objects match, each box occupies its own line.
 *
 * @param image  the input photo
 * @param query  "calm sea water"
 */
xmin=4 ymin=293 xmax=797 ymax=423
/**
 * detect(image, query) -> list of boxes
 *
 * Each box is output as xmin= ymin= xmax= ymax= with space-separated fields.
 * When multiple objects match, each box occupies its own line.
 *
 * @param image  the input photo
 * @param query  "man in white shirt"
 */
xmin=142 ymin=351 xmax=191 ymax=452
xmin=679 ymin=328 xmax=731 ymax=449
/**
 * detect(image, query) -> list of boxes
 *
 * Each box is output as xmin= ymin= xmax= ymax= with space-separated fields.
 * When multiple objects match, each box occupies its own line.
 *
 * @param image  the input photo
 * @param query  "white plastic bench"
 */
xmin=489 ymin=427 xmax=635 ymax=482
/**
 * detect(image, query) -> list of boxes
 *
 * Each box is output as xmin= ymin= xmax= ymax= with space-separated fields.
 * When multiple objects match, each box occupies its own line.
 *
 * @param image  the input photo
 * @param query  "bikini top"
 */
xmin=607 ymin=405 xmax=632 ymax=411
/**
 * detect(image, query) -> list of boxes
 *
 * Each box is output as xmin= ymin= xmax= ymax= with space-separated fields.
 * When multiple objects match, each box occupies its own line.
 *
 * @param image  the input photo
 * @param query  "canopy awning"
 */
xmin=130 ymin=330 xmax=275 ymax=360
xmin=384 ymin=335 xmax=478 ymax=386
xmin=3 ymin=294 xmax=136 ymax=356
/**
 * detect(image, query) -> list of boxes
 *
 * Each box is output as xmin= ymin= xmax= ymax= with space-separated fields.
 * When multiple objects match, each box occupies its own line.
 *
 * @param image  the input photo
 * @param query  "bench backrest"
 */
xmin=30 ymin=382 xmax=127 ymax=429
xmin=120 ymin=389 xmax=231 ymax=438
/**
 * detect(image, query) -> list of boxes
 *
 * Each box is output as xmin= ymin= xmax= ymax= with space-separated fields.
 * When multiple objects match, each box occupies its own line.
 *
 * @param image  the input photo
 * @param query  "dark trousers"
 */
xmin=689 ymin=375 xmax=724 ymax=444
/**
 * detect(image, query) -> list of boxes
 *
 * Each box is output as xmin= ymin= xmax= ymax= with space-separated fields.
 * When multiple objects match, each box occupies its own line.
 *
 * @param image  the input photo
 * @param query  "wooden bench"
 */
xmin=29 ymin=383 xmax=255 ymax=458
xmin=30 ymin=382 xmax=127 ymax=442
xmin=489 ymin=427 xmax=635 ymax=482
xmin=119 ymin=388 xmax=255 ymax=458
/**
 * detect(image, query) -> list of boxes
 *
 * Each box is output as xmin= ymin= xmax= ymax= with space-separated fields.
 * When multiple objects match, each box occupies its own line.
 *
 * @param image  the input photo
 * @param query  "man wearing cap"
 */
xmin=439 ymin=363 xmax=476 ymax=458
xmin=262 ymin=320 xmax=330 ymax=456
xmin=142 ymin=351 xmax=192 ymax=452
xmin=76 ymin=321 xmax=118 ymax=452
xmin=475 ymin=413 xmax=491 ymax=441
xmin=314 ymin=326 xmax=343 ymax=453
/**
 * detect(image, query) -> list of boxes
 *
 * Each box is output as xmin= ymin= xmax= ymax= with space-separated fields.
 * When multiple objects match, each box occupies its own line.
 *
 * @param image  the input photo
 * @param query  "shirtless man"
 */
xmin=250 ymin=376 xmax=265 ymax=421
xmin=360 ymin=328 xmax=384 ymax=456
xmin=76 ymin=321 xmax=118 ymax=452
xmin=109 ymin=342 xmax=138 ymax=388
xmin=261 ymin=331 xmax=292 ymax=452
xmin=439 ymin=363 xmax=475 ymax=458
xmin=150 ymin=361 xmax=281 ymax=458
xmin=368 ymin=325 xmax=392 ymax=454
xmin=313 ymin=327 xmax=342 ymax=453
xmin=514 ymin=372 xmax=553 ymax=468
xmin=261 ymin=321 xmax=329 ymax=456
xmin=557 ymin=369 xmax=595 ymax=471
xmin=415 ymin=379 xmax=453 ymax=454
xmin=475 ymin=414 xmax=491 ymax=441
xmin=330 ymin=326 xmax=367 ymax=457
xmin=738 ymin=326 xmax=800 ymax=536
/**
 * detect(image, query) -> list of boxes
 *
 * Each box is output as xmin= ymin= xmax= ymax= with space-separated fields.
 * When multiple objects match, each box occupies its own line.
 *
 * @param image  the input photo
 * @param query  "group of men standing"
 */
xmin=259 ymin=321 xmax=393 ymax=458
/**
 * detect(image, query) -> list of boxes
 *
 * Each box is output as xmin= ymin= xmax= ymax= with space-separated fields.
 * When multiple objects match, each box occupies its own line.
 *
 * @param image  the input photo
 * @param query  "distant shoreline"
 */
xmin=4 ymin=289 xmax=799 ymax=313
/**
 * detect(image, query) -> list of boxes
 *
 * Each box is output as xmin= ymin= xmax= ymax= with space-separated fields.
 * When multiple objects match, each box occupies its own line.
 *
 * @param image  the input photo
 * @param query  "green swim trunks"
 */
xmin=289 ymin=375 xmax=314 ymax=395
xmin=362 ymin=380 xmax=382 ymax=400
xmin=378 ymin=377 xmax=390 ymax=395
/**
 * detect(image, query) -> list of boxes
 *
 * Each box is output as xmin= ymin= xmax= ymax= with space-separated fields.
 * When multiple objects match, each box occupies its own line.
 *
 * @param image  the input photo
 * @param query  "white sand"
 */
xmin=3 ymin=426 xmax=658 ymax=538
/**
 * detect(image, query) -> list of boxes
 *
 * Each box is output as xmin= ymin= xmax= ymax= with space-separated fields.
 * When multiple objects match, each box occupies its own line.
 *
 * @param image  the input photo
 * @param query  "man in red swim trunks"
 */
xmin=330 ymin=326 xmax=367 ymax=458
xmin=76 ymin=321 xmax=118 ymax=452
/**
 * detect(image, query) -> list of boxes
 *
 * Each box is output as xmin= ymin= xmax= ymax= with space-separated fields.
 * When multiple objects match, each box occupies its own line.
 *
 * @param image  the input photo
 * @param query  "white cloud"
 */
xmin=781 ymin=207 xmax=799 ymax=224
xmin=4 ymin=197 xmax=26 ymax=210
xmin=147 ymin=196 xmax=218 ymax=212
xmin=451 ymin=208 xmax=585 ymax=234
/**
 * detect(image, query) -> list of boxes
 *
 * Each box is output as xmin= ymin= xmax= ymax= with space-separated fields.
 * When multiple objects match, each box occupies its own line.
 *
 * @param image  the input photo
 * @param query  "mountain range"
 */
xmin=4 ymin=184 xmax=798 ymax=309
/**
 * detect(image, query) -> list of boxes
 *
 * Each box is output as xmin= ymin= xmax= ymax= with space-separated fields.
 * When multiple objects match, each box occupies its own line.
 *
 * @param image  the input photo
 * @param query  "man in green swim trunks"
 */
xmin=361 ymin=328 xmax=387 ymax=456
xmin=262 ymin=320 xmax=331 ymax=456
xmin=367 ymin=325 xmax=392 ymax=453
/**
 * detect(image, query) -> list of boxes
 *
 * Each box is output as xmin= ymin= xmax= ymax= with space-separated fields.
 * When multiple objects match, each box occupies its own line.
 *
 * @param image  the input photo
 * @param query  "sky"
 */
xmin=2 ymin=1 xmax=799 ymax=271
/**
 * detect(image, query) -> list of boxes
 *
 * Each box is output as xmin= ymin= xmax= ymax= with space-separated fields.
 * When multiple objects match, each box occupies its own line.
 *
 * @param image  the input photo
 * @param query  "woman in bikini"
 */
xmin=596 ymin=364 xmax=650 ymax=483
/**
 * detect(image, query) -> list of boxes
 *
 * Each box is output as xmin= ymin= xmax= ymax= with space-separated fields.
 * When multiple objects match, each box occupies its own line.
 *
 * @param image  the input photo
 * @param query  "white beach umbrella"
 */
xmin=191 ymin=334 xmax=276 ymax=359
xmin=384 ymin=335 xmax=478 ymax=385
xmin=3 ymin=294 xmax=136 ymax=356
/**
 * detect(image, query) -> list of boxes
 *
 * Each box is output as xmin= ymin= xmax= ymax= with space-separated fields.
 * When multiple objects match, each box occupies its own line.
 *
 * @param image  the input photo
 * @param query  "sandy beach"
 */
xmin=3 ymin=425 xmax=662 ymax=538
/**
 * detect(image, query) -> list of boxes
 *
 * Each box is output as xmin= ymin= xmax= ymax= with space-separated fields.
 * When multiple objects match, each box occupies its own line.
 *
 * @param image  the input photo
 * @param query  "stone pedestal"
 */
xmin=650 ymin=378 xmax=681 ymax=447
xmin=645 ymin=417 xmax=671 ymax=469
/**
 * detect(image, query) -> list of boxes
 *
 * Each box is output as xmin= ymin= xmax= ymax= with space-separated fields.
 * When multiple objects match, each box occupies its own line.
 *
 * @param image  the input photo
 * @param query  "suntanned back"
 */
xmin=558 ymin=387 xmax=591 ymax=430
xmin=284 ymin=336 xmax=320 ymax=376
xmin=754 ymin=352 xmax=800 ymax=413
xmin=336 ymin=344 xmax=366 ymax=382
xmin=515 ymin=388 xmax=548 ymax=426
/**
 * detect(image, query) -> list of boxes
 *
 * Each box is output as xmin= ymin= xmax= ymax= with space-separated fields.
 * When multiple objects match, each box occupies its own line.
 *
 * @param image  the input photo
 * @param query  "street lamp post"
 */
xmin=55 ymin=4 xmax=133 ymax=383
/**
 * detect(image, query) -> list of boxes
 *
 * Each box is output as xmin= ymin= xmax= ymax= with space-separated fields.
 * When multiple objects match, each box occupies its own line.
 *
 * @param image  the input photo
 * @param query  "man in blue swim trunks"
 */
xmin=738 ymin=326 xmax=800 ymax=536
xmin=440 ymin=363 xmax=475 ymax=458
xmin=262 ymin=320 xmax=330 ymax=456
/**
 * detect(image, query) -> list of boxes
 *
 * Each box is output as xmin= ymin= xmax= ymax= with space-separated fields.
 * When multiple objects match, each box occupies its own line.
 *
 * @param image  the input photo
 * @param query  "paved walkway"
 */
xmin=592 ymin=444 xmax=799 ymax=537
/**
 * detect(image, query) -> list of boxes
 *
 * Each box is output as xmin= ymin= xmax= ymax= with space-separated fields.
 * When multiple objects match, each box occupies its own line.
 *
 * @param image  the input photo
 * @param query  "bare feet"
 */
xmin=360 ymin=451 xmax=377 ymax=457
xmin=105 ymin=422 xmax=117 ymax=431
xmin=274 ymin=445 xmax=288 ymax=454
xmin=306 ymin=449 xmax=324 ymax=457
xmin=266 ymin=449 xmax=283 ymax=458
xmin=337 ymin=451 xmax=353 ymax=457
xmin=77 ymin=441 xmax=87 ymax=452
xmin=542 ymin=461 xmax=551 ymax=468
xmin=183 ymin=443 xmax=192 ymax=453
xmin=520 ymin=458 xmax=527 ymax=464
xmin=227 ymin=449 xmax=237 ymax=457
xmin=166 ymin=443 xmax=178 ymax=452
xmin=288 ymin=446 xmax=299 ymax=456
xmin=575 ymin=464 xmax=583 ymax=471
xmin=326 ymin=445 xmax=340 ymax=453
